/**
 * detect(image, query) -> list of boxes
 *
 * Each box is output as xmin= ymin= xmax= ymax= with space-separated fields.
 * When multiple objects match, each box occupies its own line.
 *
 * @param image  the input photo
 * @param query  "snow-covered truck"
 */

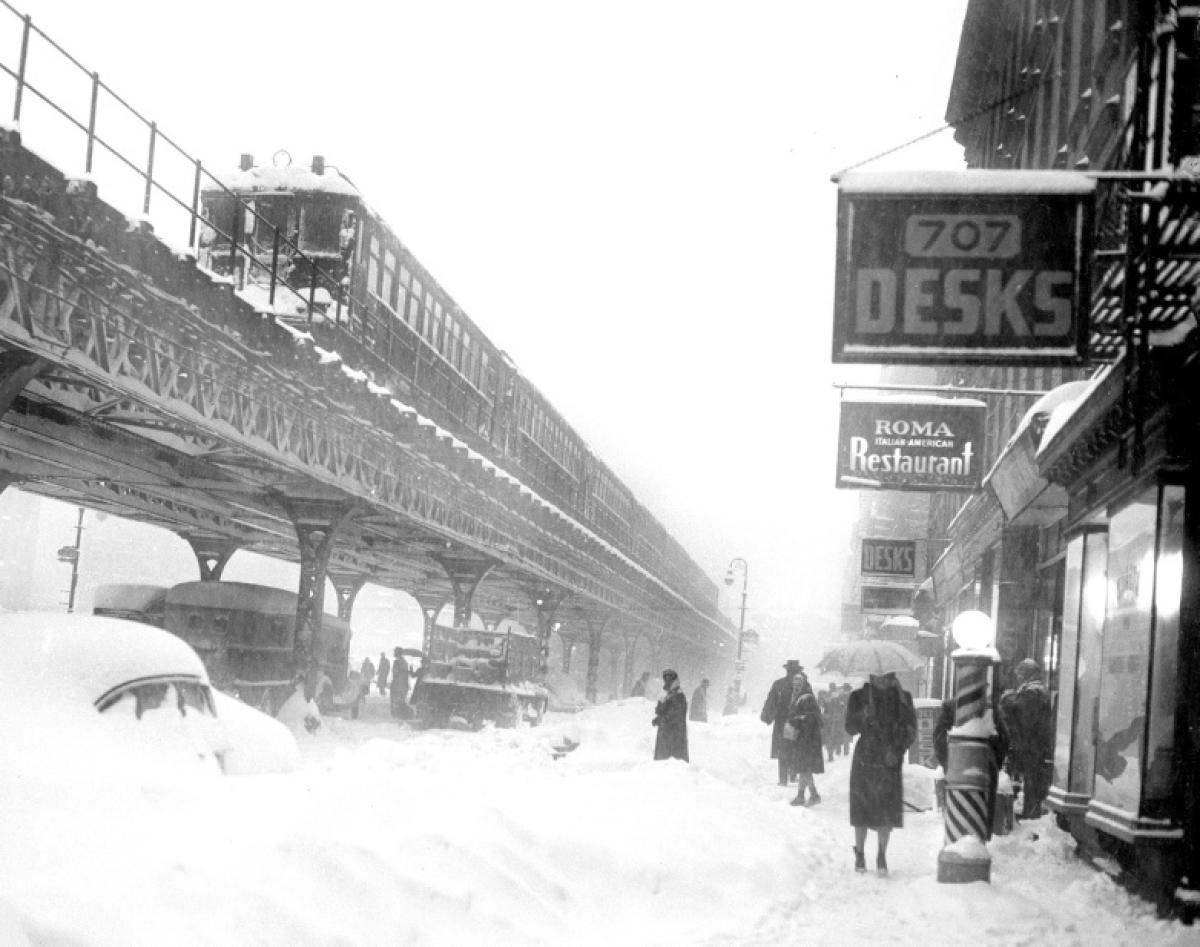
xmin=413 ymin=623 xmax=548 ymax=729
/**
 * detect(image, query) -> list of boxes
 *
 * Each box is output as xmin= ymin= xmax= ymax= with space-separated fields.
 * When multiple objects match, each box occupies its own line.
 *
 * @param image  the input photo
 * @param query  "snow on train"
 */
xmin=195 ymin=154 xmax=717 ymax=615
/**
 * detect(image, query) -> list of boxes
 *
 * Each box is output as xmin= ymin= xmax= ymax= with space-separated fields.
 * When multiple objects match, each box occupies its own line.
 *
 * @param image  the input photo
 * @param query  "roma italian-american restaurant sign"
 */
xmin=836 ymin=397 xmax=986 ymax=492
xmin=832 ymin=170 xmax=1095 ymax=364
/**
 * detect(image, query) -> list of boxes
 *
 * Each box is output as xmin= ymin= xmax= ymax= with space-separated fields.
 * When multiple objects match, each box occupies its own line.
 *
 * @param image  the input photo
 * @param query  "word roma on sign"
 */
xmin=831 ymin=170 xmax=1095 ymax=365
xmin=836 ymin=397 xmax=986 ymax=492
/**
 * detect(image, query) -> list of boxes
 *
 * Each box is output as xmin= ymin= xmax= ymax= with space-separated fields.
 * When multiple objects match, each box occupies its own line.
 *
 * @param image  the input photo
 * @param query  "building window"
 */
xmin=1070 ymin=529 xmax=1108 ymax=796
xmin=1146 ymin=485 xmax=1184 ymax=819
xmin=1053 ymin=534 xmax=1084 ymax=793
xmin=1093 ymin=489 xmax=1157 ymax=812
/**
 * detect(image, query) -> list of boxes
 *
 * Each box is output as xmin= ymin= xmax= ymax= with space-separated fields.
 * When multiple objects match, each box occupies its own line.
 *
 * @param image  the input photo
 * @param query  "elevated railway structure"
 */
xmin=0 ymin=4 xmax=734 ymax=700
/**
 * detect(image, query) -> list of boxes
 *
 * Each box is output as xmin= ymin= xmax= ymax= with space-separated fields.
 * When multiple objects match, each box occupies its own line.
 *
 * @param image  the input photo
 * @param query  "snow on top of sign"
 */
xmin=1036 ymin=367 xmax=1111 ymax=458
xmin=837 ymin=169 xmax=1096 ymax=195
xmin=839 ymin=391 xmax=988 ymax=409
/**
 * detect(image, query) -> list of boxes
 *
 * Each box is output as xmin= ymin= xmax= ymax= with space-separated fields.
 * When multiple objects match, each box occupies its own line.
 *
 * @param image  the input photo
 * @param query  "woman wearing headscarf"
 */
xmin=787 ymin=677 xmax=824 ymax=806
xmin=845 ymin=671 xmax=917 ymax=874
xmin=652 ymin=669 xmax=689 ymax=762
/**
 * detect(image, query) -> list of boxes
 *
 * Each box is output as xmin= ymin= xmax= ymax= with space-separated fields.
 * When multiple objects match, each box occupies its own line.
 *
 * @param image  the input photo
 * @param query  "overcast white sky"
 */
xmin=3 ymin=1 xmax=968 ymax=642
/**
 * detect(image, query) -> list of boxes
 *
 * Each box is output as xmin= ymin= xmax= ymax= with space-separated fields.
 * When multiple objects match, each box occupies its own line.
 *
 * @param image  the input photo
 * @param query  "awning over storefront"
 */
xmin=984 ymin=381 xmax=1093 ymax=525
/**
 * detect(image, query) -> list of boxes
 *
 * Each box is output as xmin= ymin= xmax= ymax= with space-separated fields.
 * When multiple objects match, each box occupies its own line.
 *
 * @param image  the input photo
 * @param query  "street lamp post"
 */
xmin=57 ymin=506 xmax=86 ymax=612
xmin=724 ymin=557 xmax=749 ymax=705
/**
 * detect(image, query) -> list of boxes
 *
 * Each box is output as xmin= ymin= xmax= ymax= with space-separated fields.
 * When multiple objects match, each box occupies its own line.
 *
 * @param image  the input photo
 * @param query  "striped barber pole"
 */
xmin=943 ymin=785 xmax=990 ymax=843
xmin=953 ymin=662 xmax=986 ymax=725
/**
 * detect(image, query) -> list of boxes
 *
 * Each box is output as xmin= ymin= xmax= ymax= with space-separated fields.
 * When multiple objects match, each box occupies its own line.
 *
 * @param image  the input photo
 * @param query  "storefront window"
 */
xmin=1053 ymin=536 xmax=1083 ymax=790
xmin=1069 ymin=530 xmax=1107 ymax=796
xmin=1145 ymin=485 xmax=1184 ymax=818
xmin=1092 ymin=489 xmax=1157 ymax=813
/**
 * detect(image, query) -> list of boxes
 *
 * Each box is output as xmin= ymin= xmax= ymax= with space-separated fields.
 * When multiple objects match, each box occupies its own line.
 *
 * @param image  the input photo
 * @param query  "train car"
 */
xmin=413 ymin=621 xmax=547 ymax=730
xmin=92 ymin=583 xmax=168 ymax=626
xmin=94 ymin=581 xmax=352 ymax=714
xmin=198 ymin=153 xmax=719 ymax=618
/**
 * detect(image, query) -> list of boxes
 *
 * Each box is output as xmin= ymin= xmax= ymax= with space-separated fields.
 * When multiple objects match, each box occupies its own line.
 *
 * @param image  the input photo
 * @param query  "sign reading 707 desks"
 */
xmin=831 ymin=170 xmax=1095 ymax=365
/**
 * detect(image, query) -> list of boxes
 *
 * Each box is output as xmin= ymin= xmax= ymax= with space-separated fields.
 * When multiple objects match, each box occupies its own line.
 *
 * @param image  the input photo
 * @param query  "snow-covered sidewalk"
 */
xmin=0 ymin=696 xmax=1190 ymax=945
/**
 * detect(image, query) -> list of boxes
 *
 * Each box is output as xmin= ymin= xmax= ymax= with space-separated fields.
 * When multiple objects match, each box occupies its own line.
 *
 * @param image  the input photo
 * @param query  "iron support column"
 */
xmin=283 ymin=500 xmax=356 ymax=700
xmin=522 ymin=583 xmax=567 ymax=671
xmin=412 ymin=591 xmax=446 ymax=658
xmin=183 ymin=534 xmax=240 ymax=582
xmin=432 ymin=552 xmax=495 ymax=629
xmin=581 ymin=614 xmax=612 ymax=704
xmin=622 ymin=631 xmax=641 ymax=698
xmin=329 ymin=572 xmax=367 ymax=623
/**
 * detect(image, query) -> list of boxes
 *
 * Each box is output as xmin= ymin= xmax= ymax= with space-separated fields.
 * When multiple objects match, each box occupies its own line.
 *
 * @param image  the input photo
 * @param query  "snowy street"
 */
xmin=0 ymin=696 xmax=1190 ymax=946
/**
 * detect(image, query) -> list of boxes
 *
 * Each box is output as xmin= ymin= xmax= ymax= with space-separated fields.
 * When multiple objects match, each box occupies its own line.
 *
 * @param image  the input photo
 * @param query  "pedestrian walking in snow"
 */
xmin=845 ymin=671 xmax=917 ymax=875
xmin=390 ymin=652 xmax=411 ymax=718
xmin=689 ymin=678 xmax=710 ymax=722
xmin=838 ymin=684 xmax=854 ymax=756
xmin=761 ymin=660 xmax=803 ymax=785
xmin=631 ymin=671 xmax=651 ymax=698
xmin=788 ymin=686 xmax=824 ymax=806
xmin=360 ymin=657 xmax=375 ymax=695
xmin=652 ymin=669 xmax=689 ymax=761
xmin=999 ymin=659 xmax=1053 ymax=819
xmin=376 ymin=652 xmax=391 ymax=696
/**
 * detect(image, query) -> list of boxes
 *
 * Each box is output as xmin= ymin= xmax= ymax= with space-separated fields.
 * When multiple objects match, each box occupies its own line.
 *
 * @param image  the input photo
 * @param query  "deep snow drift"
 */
xmin=0 ymin=695 xmax=1191 ymax=946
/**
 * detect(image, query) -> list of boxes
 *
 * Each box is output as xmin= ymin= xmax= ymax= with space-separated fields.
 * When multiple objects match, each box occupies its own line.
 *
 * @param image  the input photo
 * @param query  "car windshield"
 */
xmin=99 ymin=679 xmax=215 ymax=719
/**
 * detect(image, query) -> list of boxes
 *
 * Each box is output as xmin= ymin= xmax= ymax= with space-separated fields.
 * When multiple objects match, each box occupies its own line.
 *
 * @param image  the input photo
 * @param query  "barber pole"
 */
xmin=937 ymin=613 xmax=998 ymax=885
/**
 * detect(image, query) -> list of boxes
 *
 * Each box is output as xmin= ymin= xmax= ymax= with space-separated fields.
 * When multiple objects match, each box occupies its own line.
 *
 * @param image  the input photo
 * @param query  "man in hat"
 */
xmin=1000 ymin=659 xmax=1054 ymax=818
xmin=761 ymin=659 xmax=807 ymax=786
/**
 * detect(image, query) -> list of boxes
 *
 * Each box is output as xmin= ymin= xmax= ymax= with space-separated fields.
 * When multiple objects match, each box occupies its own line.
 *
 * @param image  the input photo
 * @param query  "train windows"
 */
xmin=409 ymin=278 xmax=423 ymax=328
xmin=428 ymin=299 xmax=443 ymax=349
xmin=299 ymin=201 xmax=341 ymax=255
xmin=367 ymin=236 xmax=381 ymax=296
xmin=382 ymin=249 xmax=397 ymax=308
xmin=449 ymin=319 xmax=462 ymax=368
xmin=251 ymin=197 xmax=291 ymax=249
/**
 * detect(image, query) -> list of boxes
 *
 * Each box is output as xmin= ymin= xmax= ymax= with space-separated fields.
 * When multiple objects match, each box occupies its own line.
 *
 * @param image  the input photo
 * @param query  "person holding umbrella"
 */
xmin=845 ymin=670 xmax=917 ymax=875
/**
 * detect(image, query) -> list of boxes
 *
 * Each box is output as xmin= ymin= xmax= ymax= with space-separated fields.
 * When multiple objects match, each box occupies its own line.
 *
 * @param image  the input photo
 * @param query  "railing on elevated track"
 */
xmin=0 ymin=0 xmax=369 ymax=327
xmin=0 ymin=2 xmax=730 ymax=635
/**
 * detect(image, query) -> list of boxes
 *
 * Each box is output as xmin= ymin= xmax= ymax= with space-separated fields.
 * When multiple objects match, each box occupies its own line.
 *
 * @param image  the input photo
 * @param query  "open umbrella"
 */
xmin=816 ymin=639 xmax=923 ymax=677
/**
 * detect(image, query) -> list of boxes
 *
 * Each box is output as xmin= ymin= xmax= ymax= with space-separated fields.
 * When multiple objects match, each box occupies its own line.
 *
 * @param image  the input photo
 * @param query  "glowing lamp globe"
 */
xmin=951 ymin=610 xmax=995 ymax=650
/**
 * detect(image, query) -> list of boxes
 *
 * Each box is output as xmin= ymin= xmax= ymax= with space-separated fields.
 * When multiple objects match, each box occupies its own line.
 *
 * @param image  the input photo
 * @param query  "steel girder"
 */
xmin=0 ymin=199 xmax=719 ymax=644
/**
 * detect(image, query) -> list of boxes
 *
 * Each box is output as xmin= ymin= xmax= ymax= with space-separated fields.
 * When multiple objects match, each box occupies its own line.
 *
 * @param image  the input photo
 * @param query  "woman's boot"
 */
xmin=853 ymin=846 xmax=866 ymax=872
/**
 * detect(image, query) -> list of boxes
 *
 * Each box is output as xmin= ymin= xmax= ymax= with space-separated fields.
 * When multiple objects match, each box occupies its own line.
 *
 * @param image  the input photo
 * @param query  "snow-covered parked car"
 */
xmin=0 ymin=612 xmax=300 ymax=777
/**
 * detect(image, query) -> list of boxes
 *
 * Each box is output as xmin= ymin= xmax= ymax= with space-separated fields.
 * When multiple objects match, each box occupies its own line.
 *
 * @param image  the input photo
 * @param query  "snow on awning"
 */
xmin=836 ymin=169 xmax=1097 ymax=195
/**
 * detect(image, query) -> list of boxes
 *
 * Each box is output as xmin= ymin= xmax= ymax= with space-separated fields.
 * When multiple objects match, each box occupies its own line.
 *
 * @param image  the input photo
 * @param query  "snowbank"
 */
xmin=0 ymin=696 xmax=1192 ymax=946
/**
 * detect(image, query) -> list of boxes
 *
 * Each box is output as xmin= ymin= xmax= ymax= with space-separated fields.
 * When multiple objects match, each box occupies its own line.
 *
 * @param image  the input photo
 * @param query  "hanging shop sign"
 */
xmin=832 ymin=170 xmax=1094 ymax=364
xmin=835 ymin=396 xmax=986 ymax=492
xmin=861 ymin=585 xmax=916 ymax=613
xmin=861 ymin=538 xmax=918 ymax=576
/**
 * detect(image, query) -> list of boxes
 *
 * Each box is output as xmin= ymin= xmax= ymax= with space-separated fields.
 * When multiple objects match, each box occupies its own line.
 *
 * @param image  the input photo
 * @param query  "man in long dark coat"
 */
xmin=845 ymin=672 xmax=917 ymax=875
xmin=1000 ymin=659 xmax=1054 ymax=818
xmin=652 ymin=669 xmax=689 ymax=761
xmin=376 ymin=652 xmax=390 ymax=696
xmin=761 ymin=659 xmax=804 ymax=786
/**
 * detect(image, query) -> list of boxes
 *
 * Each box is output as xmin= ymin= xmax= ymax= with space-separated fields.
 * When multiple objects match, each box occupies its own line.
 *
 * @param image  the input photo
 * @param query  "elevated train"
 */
xmin=196 ymin=154 xmax=717 ymax=617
